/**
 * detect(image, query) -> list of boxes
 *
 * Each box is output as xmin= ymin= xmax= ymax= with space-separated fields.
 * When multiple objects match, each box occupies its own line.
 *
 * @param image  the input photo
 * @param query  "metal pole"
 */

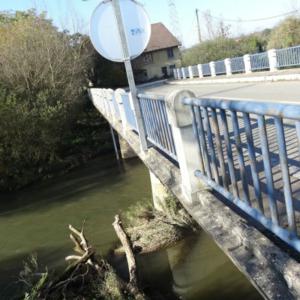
xmin=196 ymin=9 xmax=202 ymax=43
xmin=110 ymin=125 xmax=120 ymax=161
xmin=111 ymin=0 xmax=148 ymax=152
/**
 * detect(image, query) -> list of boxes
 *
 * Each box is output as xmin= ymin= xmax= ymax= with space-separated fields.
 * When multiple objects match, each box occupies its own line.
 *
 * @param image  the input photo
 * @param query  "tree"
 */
xmin=268 ymin=17 xmax=300 ymax=49
xmin=0 ymin=10 xmax=113 ymax=190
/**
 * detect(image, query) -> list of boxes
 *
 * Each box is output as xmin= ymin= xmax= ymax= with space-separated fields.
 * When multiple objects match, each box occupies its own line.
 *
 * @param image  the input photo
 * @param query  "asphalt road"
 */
xmin=143 ymin=81 xmax=300 ymax=103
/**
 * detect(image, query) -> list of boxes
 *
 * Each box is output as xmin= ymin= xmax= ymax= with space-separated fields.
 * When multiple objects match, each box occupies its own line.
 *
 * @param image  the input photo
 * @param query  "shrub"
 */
xmin=268 ymin=17 xmax=300 ymax=49
xmin=0 ymin=10 xmax=113 ymax=190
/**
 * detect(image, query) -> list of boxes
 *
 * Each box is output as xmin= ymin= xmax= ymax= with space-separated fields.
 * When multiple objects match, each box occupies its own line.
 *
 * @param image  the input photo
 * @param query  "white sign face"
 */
xmin=90 ymin=0 xmax=151 ymax=62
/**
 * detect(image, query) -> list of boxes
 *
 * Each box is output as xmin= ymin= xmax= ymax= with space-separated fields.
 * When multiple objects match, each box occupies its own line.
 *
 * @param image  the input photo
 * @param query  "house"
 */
xmin=132 ymin=22 xmax=181 ymax=83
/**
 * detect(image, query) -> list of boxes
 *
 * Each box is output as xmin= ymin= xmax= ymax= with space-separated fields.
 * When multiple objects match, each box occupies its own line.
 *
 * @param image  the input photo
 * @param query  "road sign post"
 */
xmin=111 ymin=0 xmax=148 ymax=151
xmin=90 ymin=0 xmax=151 ymax=152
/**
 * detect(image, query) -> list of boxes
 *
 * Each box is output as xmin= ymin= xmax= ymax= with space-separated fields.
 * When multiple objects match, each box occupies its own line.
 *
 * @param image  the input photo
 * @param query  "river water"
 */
xmin=0 ymin=155 xmax=263 ymax=299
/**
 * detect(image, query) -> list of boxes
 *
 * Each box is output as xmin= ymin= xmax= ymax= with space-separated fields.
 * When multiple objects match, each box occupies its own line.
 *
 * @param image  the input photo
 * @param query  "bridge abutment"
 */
xmin=149 ymin=170 xmax=170 ymax=212
xmin=118 ymin=134 xmax=137 ymax=159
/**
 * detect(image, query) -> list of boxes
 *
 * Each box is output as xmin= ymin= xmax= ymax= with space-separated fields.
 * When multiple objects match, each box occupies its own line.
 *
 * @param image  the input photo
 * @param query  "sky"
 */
xmin=0 ymin=0 xmax=299 ymax=47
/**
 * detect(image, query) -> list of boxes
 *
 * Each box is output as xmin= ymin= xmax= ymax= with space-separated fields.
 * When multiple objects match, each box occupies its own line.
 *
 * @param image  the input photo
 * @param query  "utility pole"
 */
xmin=195 ymin=8 xmax=202 ymax=43
xmin=111 ymin=0 xmax=148 ymax=152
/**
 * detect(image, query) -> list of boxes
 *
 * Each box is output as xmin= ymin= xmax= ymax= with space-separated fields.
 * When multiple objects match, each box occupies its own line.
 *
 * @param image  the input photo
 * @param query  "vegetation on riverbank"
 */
xmin=0 ymin=10 xmax=126 ymax=192
xmin=182 ymin=16 xmax=300 ymax=66
xmin=20 ymin=195 xmax=198 ymax=299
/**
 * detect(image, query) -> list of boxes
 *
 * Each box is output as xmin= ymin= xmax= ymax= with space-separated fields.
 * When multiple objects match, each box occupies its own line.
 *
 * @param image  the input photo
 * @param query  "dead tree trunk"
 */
xmin=113 ymin=214 xmax=146 ymax=300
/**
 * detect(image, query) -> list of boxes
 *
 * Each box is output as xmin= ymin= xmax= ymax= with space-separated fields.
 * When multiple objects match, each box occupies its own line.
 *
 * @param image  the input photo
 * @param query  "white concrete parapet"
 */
xmin=107 ymin=89 xmax=117 ymax=122
xmin=197 ymin=64 xmax=203 ymax=78
xmin=166 ymin=90 xmax=204 ymax=204
xmin=244 ymin=54 xmax=252 ymax=74
xmin=224 ymin=58 xmax=232 ymax=76
xmin=176 ymin=68 xmax=181 ymax=80
xmin=173 ymin=69 xmax=177 ymax=80
xmin=268 ymin=49 xmax=278 ymax=72
xmin=209 ymin=61 xmax=216 ymax=77
xmin=181 ymin=67 xmax=186 ymax=79
xmin=188 ymin=66 xmax=194 ymax=79
xmin=115 ymin=89 xmax=128 ymax=135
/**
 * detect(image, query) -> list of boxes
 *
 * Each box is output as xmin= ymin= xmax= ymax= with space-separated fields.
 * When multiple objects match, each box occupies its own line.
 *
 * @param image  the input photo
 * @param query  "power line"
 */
xmin=202 ymin=9 xmax=299 ymax=23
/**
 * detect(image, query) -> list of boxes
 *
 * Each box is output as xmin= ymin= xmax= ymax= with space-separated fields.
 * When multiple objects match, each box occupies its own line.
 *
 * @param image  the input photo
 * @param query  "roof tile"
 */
xmin=144 ymin=22 xmax=180 ymax=53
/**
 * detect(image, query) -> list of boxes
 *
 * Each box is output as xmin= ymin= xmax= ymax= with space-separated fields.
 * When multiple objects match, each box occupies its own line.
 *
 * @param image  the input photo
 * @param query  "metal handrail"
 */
xmin=277 ymin=45 xmax=300 ymax=68
xmin=183 ymin=96 xmax=300 ymax=251
xmin=138 ymin=94 xmax=177 ymax=161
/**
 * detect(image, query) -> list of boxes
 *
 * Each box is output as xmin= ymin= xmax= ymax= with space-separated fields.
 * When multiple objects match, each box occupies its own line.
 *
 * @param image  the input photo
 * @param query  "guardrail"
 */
xmin=90 ymin=86 xmax=300 ymax=252
xmin=230 ymin=56 xmax=245 ymax=73
xmin=250 ymin=52 xmax=270 ymax=71
xmin=202 ymin=63 xmax=211 ymax=76
xmin=183 ymin=97 xmax=300 ymax=251
xmin=215 ymin=60 xmax=226 ymax=75
xmin=175 ymin=44 xmax=300 ymax=80
xmin=277 ymin=45 xmax=300 ymax=68
xmin=191 ymin=65 xmax=199 ymax=77
xmin=139 ymin=93 xmax=177 ymax=160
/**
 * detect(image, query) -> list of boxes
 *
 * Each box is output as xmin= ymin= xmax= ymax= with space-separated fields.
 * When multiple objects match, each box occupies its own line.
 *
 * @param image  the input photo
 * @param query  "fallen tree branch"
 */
xmin=113 ymin=214 xmax=138 ymax=286
xmin=113 ymin=214 xmax=146 ymax=300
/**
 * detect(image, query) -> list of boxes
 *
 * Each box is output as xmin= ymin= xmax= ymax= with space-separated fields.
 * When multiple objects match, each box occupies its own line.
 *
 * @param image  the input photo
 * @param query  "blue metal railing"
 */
xmin=191 ymin=65 xmax=199 ymax=77
xmin=215 ymin=60 xmax=226 ymax=75
xmin=183 ymin=97 xmax=300 ymax=251
xmin=250 ymin=52 xmax=270 ymax=71
xmin=138 ymin=94 xmax=177 ymax=161
xmin=183 ymin=67 xmax=189 ymax=78
xmin=277 ymin=45 xmax=300 ymax=68
xmin=231 ymin=56 xmax=245 ymax=73
xmin=202 ymin=63 xmax=211 ymax=76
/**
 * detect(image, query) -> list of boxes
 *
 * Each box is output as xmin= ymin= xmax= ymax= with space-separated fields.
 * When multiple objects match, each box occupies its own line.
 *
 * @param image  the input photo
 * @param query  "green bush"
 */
xmin=268 ymin=17 xmax=300 ymax=49
xmin=0 ymin=10 xmax=114 ymax=190
xmin=181 ymin=35 xmax=268 ymax=67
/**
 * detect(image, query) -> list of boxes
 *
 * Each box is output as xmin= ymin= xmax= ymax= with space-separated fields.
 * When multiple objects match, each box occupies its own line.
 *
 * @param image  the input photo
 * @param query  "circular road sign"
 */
xmin=90 ymin=0 xmax=151 ymax=62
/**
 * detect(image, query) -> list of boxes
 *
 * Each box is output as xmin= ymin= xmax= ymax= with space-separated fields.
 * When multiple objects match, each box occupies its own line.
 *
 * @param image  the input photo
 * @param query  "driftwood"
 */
xmin=113 ymin=214 xmax=147 ymax=300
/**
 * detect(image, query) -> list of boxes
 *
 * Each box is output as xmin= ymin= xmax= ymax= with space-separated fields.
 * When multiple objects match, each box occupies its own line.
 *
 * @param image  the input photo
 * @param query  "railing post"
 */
xmin=181 ymin=67 xmax=186 ymax=79
xmin=115 ymin=89 xmax=128 ymax=135
xmin=173 ymin=69 xmax=177 ymax=80
xmin=107 ymin=89 xmax=117 ymax=122
xmin=165 ymin=90 xmax=204 ymax=204
xmin=268 ymin=48 xmax=278 ymax=72
xmin=188 ymin=66 xmax=194 ymax=79
xmin=104 ymin=89 xmax=112 ymax=118
xmin=224 ymin=58 xmax=232 ymax=76
xmin=244 ymin=54 xmax=252 ymax=74
xmin=209 ymin=61 xmax=216 ymax=77
xmin=197 ymin=64 xmax=203 ymax=78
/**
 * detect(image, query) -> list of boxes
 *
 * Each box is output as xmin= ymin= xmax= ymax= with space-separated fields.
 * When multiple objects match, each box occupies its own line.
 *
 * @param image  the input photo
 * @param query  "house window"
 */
xmin=167 ymin=48 xmax=174 ymax=59
xmin=143 ymin=53 xmax=153 ymax=64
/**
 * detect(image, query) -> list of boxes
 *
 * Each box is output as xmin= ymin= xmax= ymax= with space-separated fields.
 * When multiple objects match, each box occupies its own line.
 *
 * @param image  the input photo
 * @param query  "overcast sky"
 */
xmin=0 ymin=0 xmax=299 ymax=47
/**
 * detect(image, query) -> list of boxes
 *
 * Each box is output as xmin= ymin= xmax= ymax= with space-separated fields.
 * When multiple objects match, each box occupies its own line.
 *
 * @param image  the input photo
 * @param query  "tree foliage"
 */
xmin=0 ymin=10 xmax=114 ymax=190
xmin=268 ymin=17 xmax=300 ymax=49
xmin=181 ymin=34 xmax=267 ymax=66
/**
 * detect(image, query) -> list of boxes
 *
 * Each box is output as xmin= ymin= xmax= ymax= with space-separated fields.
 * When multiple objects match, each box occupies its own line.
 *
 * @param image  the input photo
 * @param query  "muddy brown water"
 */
xmin=0 ymin=155 xmax=263 ymax=299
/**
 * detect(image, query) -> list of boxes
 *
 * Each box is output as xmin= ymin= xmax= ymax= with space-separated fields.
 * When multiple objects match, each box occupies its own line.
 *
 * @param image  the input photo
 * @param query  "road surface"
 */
xmin=143 ymin=81 xmax=300 ymax=103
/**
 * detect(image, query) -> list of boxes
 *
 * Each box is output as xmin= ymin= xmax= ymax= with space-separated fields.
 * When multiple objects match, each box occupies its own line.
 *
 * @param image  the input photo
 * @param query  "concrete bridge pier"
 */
xmin=149 ymin=170 xmax=170 ymax=212
xmin=118 ymin=134 xmax=137 ymax=159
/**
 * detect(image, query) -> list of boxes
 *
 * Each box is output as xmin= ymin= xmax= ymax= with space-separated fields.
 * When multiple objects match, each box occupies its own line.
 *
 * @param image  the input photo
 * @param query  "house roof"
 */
xmin=144 ymin=22 xmax=180 ymax=53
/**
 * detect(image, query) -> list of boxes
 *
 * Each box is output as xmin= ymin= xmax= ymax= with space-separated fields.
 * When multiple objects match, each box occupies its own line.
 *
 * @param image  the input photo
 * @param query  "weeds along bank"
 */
xmin=0 ymin=10 xmax=127 ymax=191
